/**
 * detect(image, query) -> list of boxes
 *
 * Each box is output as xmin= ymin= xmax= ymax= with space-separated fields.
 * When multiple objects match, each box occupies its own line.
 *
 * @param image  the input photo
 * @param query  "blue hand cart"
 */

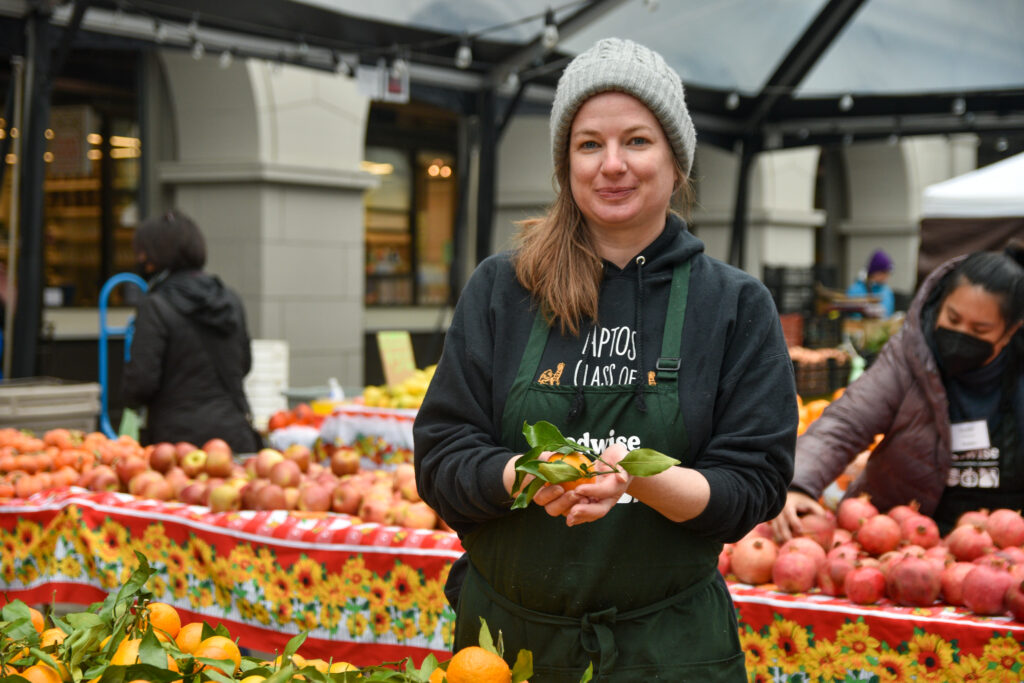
xmin=98 ymin=273 xmax=148 ymax=438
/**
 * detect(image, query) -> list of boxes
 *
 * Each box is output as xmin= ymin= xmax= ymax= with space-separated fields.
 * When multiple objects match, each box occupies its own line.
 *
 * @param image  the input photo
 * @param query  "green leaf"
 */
xmin=522 ymin=420 xmax=567 ymax=449
xmin=121 ymin=663 xmax=182 ymax=683
xmin=282 ymin=631 xmax=308 ymax=661
xmin=28 ymin=647 xmax=60 ymax=672
xmin=617 ymin=449 xmax=679 ymax=477
xmin=477 ymin=617 xmax=497 ymax=655
xmin=537 ymin=461 xmax=587 ymax=484
xmin=65 ymin=612 xmax=104 ymax=630
xmin=196 ymin=656 xmax=237 ymax=674
xmin=510 ymin=649 xmax=533 ymax=683
xmin=138 ymin=626 xmax=165 ymax=668
xmin=511 ymin=445 xmax=545 ymax=495
xmin=110 ymin=551 xmax=153 ymax=608
xmin=203 ymin=668 xmax=239 ymax=683
xmin=511 ymin=478 xmax=546 ymax=509
xmin=578 ymin=661 xmax=594 ymax=683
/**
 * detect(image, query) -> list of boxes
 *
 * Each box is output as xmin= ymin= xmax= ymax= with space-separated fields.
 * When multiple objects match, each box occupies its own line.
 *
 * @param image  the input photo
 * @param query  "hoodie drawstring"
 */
xmin=633 ymin=255 xmax=648 ymax=413
xmin=567 ymin=321 xmax=595 ymax=423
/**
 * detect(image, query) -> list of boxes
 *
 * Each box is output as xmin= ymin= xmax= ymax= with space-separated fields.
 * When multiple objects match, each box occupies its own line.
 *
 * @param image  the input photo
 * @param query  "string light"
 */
xmin=334 ymin=52 xmax=352 ymax=76
xmin=454 ymin=36 xmax=472 ymax=70
xmin=541 ymin=8 xmax=559 ymax=50
xmin=838 ymin=94 xmax=854 ymax=111
xmin=191 ymin=40 xmax=205 ymax=60
xmin=500 ymin=70 xmax=520 ymax=94
xmin=725 ymin=92 xmax=740 ymax=110
xmin=391 ymin=56 xmax=408 ymax=78
xmin=951 ymin=97 xmax=966 ymax=116
xmin=154 ymin=21 xmax=168 ymax=43
xmin=219 ymin=50 xmax=233 ymax=68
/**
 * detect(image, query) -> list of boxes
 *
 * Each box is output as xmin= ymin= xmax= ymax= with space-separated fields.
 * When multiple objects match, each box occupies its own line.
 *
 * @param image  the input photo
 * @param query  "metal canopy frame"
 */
xmin=1 ymin=0 xmax=1022 ymax=377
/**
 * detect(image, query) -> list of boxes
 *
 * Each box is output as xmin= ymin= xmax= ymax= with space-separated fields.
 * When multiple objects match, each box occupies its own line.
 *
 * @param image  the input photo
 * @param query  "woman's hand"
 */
xmin=559 ymin=443 xmax=632 ymax=527
xmin=771 ymin=490 xmax=827 ymax=542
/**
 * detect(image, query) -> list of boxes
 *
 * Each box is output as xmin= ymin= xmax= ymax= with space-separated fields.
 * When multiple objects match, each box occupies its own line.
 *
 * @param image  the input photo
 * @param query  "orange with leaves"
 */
xmin=547 ymin=452 xmax=596 ymax=491
xmin=175 ymin=622 xmax=205 ymax=654
xmin=444 ymin=646 xmax=511 ymax=683
xmin=18 ymin=663 xmax=62 ymax=683
xmin=145 ymin=602 xmax=182 ymax=639
xmin=193 ymin=635 xmax=242 ymax=675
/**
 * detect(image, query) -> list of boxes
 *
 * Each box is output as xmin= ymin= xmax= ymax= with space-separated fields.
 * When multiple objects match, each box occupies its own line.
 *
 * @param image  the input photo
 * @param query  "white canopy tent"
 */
xmin=918 ymin=152 xmax=1024 ymax=282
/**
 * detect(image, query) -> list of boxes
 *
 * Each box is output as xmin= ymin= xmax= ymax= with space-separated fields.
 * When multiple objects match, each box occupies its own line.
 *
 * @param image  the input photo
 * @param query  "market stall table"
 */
xmin=4 ymin=489 xmax=1024 ymax=679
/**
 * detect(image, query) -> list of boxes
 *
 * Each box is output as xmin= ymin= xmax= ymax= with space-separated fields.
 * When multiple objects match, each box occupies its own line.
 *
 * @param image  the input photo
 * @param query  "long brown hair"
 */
xmin=514 ymin=162 xmax=695 ymax=336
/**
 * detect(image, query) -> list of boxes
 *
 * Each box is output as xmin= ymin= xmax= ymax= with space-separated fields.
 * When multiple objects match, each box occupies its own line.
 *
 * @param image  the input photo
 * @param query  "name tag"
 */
xmin=951 ymin=420 xmax=991 ymax=452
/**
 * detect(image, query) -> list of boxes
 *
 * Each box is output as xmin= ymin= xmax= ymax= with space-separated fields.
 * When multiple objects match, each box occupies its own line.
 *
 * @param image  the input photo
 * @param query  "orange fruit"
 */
xmin=428 ymin=668 xmax=446 ymax=682
xmin=329 ymin=662 xmax=358 ymax=673
xmin=19 ymin=664 xmax=62 ymax=683
xmin=27 ymin=606 xmax=46 ymax=633
xmin=39 ymin=627 xmax=67 ymax=648
xmin=445 ymin=646 xmax=510 ymax=683
xmin=111 ymin=638 xmax=142 ymax=666
xmin=547 ymin=452 xmax=595 ymax=491
xmin=239 ymin=676 xmax=267 ymax=683
xmin=193 ymin=635 xmax=241 ymax=674
xmin=175 ymin=622 xmax=204 ymax=654
xmin=146 ymin=602 xmax=182 ymax=639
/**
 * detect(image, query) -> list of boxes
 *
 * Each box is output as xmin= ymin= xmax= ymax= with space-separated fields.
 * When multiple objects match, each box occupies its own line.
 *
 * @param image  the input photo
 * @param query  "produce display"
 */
xmin=721 ymin=498 xmax=1024 ymax=622
xmin=0 ymin=555 xmax=547 ymax=682
xmin=0 ymin=429 xmax=444 ymax=531
xmin=360 ymin=367 xmax=436 ymax=410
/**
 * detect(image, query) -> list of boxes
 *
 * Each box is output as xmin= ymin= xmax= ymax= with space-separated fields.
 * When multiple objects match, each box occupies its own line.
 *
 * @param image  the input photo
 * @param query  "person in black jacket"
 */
xmin=413 ymin=38 xmax=796 ymax=682
xmin=122 ymin=210 xmax=262 ymax=454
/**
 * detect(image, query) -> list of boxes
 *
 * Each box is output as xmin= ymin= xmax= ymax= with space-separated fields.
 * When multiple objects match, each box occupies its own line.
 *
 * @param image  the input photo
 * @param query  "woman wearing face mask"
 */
xmin=773 ymin=241 xmax=1024 ymax=538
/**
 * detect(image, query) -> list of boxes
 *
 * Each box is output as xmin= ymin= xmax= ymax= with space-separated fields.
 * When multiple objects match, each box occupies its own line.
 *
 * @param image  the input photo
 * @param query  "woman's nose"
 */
xmin=601 ymin=146 xmax=627 ymax=174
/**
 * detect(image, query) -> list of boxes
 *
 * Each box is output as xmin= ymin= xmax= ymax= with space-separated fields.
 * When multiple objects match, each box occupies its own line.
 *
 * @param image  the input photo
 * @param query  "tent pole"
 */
xmin=474 ymin=86 xmax=497 ymax=264
xmin=728 ymin=140 xmax=758 ymax=270
xmin=3 ymin=56 xmax=25 ymax=380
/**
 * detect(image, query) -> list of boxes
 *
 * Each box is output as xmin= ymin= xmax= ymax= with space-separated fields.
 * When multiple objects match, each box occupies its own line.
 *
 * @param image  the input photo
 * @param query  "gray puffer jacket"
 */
xmin=790 ymin=257 xmax=962 ymax=516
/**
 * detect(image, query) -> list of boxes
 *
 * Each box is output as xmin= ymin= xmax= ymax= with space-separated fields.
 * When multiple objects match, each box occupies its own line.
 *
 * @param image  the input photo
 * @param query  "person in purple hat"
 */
xmin=847 ymin=248 xmax=896 ymax=317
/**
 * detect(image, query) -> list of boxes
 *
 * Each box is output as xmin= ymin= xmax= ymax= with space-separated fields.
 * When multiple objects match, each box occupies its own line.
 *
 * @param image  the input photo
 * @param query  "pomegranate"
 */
xmin=855 ymin=514 xmax=902 ymax=556
xmin=887 ymin=500 xmax=921 ymax=525
xmin=985 ymin=509 xmax=1024 ymax=548
xmin=962 ymin=564 xmax=1013 ymax=616
xmin=844 ymin=565 xmax=887 ymax=605
xmin=730 ymin=536 xmax=778 ymax=585
xmin=886 ymin=556 xmax=941 ymax=607
xmin=899 ymin=513 xmax=940 ymax=549
xmin=749 ymin=521 xmax=777 ymax=542
xmin=995 ymin=546 xmax=1024 ymax=566
xmin=838 ymin=494 xmax=878 ymax=532
xmin=1004 ymin=578 xmax=1024 ymax=622
xmin=946 ymin=524 xmax=995 ymax=562
xmin=956 ymin=509 xmax=990 ymax=528
xmin=940 ymin=562 xmax=975 ymax=606
xmin=779 ymin=536 xmax=827 ymax=572
xmin=818 ymin=553 xmax=857 ymax=597
xmin=973 ymin=554 xmax=1011 ymax=571
xmin=830 ymin=528 xmax=853 ymax=549
xmin=826 ymin=543 xmax=860 ymax=563
xmin=878 ymin=550 xmax=906 ymax=578
xmin=772 ymin=546 xmax=818 ymax=593
xmin=718 ymin=544 xmax=732 ymax=576
xmin=923 ymin=545 xmax=952 ymax=564
xmin=798 ymin=511 xmax=836 ymax=551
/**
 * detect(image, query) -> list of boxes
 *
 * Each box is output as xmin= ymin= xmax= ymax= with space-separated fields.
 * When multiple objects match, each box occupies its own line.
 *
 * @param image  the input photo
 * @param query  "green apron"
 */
xmin=458 ymin=262 xmax=746 ymax=682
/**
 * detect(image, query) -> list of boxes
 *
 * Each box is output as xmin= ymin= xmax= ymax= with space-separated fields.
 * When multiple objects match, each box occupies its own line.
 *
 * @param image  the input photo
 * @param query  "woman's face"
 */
xmin=568 ymin=92 xmax=677 ymax=242
xmin=937 ymin=282 xmax=1021 ymax=363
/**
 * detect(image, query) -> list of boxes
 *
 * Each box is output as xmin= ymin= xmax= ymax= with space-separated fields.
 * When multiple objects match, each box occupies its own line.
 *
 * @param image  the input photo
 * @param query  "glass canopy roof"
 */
xmin=297 ymin=0 xmax=1024 ymax=96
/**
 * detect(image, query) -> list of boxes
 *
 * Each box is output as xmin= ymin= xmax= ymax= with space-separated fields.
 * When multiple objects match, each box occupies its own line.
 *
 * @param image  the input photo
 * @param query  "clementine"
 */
xmin=444 ymin=646 xmax=510 ymax=683
xmin=27 ymin=606 xmax=45 ymax=634
xmin=18 ymin=663 xmax=61 ymax=683
xmin=547 ymin=453 xmax=595 ymax=491
xmin=146 ymin=602 xmax=182 ymax=639
xmin=194 ymin=635 xmax=241 ymax=674
xmin=175 ymin=622 xmax=205 ymax=654
xmin=39 ymin=627 xmax=67 ymax=648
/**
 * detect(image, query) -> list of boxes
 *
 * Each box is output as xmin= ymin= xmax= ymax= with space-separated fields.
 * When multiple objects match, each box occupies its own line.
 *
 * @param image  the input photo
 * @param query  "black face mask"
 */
xmin=934 ymin=326 xmax=994 ymax=376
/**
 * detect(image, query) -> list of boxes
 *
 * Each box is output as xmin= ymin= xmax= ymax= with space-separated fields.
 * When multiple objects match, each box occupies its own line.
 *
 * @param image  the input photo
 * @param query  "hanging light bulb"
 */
xmin=219 ymin=50 xmax=233 ymax=69
xmin=154 ymin=21 xmax=168 ymax=43
xmin=838 ymin=94 xmax=854 ymax=112
xmin=187 ymin=16 xmax=199 ymax=40
xmin=995 ymin=137 xmax=1009 ymax=152
xmin=725 ymin=92 xmax=740 ymax=110
xmin=541 ymin=9 xmax=559 ymax=50
xmin=951 ymin=97 xmax=966 ymax=116
xmin=500 ymin=70 xmax=520 ymax=94
xmin=391 ymin=56 xmax=407 ymax=78
xmin=334 ymin=52 xmax=351 ymax=76
xmin=455 ymin=37 xmax=472 ymax=70
xmin=191 ymin=40 xmax=205 ymax=60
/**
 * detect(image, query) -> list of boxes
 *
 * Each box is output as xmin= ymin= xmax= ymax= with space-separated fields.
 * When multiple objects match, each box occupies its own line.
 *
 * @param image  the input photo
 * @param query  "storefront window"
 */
xmin=362 ymin=147 xmax=456 ymax=307
xmin=0 ymin=49 xmax=141 ymax=308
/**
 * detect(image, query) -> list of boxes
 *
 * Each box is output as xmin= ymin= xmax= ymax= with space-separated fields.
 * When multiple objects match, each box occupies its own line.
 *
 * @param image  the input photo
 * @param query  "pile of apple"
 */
xmin=722 ymin=496 xmax=1024 ymax=622
xmin=76 ymin=439 xmax=445 ymax=531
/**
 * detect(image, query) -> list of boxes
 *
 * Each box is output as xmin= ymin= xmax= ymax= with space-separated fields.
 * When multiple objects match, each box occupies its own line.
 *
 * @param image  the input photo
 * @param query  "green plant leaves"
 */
xmin=511 ymin=420 xmax=680 ymax=509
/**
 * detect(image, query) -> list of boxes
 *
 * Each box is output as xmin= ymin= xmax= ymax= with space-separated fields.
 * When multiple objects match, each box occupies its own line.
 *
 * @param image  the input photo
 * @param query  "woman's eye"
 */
xmin=628 ymin=136 xmax=649 ymax=146
xmin=579 ymin=140 xmax=599 ymax=150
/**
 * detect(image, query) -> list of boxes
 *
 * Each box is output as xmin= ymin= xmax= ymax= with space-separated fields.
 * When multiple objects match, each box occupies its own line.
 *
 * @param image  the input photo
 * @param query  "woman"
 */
xmin=774 ymin=242 xmax=1024 ymax=540
xmin=122 ymin=210 xmax=262 ymax=454
xmin=414 ymin=38 xmax=796 ymax=681
xmin=846 ymin=248 xmax=896 ymax=317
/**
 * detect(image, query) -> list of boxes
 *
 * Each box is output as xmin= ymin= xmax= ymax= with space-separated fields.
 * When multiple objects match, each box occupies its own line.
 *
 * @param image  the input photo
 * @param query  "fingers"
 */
xmin=565 ymin=497 xmax=616 ymax=526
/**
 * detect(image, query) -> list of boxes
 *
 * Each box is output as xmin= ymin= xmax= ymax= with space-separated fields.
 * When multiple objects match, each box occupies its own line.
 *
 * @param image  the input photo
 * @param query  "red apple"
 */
xmin=179 ymin=481 xmax=209 ymax=506
xmin=255 ymin=448 xmax=285 ymax=479
xmin=269 ymin=459 xmax=302 ymax=488
xmin=283 ymin=486 xmax=299 ymax=510
xmin=203 ymin=438 xmax=233 ymax=457
xmin=128 ymin=470 xmax=163 ymax=497
xmin=402 ymin=501 xmax=438 ymax=529
xmin=140 ymin=477 xmax=173 ymax=501
xmin=243 ymin=456 xmax=259 ymax=479
xmin=330 ymin=447 xmax=361 ymax=476
xmin=148 ymin=442 xmax=178 ymax=473
xmin=88 ymin=465 xmax=119 ymax=492
xmin=297 ymin=483 xmax=332 ymax=512
xmin=180 ymin=450 xmax=207 ymax=478
xmin=240 ymin=479 xmax=268 ymax=509
xmin=175 ymin=442 xmax=199 ymax=461
xmin=331 ymin=479 xmax=362 ymax=515
xmin=284 ymin=444 xmax=312 ymax=473
xmin=205 ymin=449 xmax=234 ymax=478
xmin=116 ymin=455 xmax=149 ymax=487
xmin=208 ymin=482 xmax=242 ymax=512
xmin=255 ymin=483 xmax=287 ymax=510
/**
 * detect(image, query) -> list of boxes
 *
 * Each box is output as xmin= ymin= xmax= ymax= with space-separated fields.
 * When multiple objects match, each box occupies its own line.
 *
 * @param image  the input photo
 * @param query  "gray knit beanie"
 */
xmin=551 ymin=37 xmax=695 ymax=177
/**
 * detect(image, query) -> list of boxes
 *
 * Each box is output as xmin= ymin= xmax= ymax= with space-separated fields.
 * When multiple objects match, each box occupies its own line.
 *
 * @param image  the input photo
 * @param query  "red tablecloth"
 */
xmin=4 ymin=489 xmax=1024 ymax=679
xmin=0 ymin=488 xmax=460 ymax=665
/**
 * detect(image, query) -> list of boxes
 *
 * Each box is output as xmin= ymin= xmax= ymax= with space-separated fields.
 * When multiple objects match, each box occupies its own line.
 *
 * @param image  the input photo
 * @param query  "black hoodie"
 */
xmin=414 ymin=215 xmax=797 ymax=543
xmin=122 ymin=270 xmax=261 ymax=453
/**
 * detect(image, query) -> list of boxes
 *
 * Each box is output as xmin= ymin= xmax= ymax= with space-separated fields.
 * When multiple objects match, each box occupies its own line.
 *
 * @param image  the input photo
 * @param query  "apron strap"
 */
xmin=501 ymin=308 xmax=555 ymax=446
xmin=466 ymin=560 xmax=714 ymax=675
xmin=656 ymin=261 xmax=691 ymax=382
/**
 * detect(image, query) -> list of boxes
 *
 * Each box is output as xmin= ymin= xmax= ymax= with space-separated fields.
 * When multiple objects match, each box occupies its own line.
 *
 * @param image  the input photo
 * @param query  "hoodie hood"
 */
xmin=152 ymin=270 xmax=240 ymax=335
xmin=601 ymin=214 xmax=704 ymax=279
